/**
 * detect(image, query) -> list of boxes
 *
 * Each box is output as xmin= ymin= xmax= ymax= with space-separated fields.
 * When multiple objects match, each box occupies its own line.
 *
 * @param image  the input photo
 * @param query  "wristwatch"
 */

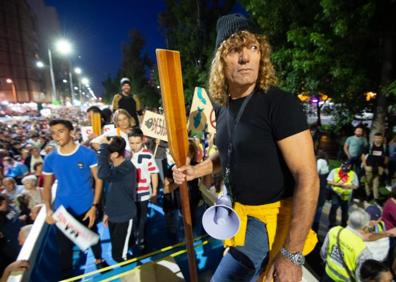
xmin=280 ymin=247 xmax=305 ymax=266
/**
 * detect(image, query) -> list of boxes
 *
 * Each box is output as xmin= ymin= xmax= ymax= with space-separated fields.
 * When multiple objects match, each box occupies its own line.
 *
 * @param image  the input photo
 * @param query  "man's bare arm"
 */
xmin=151 ymin=173 xmax=159 ymax=196
xmin=43 ymin=173 xmax=55 ymax=224
xmin=91 ymin=166 xmax=103 ymax=205
xmin=83 ymin=166 xmax=103 ymax=228
xmin=173 ymin=152 xmax=221 ymax=184
xmin=343 ymin=143 xmax=350 ymax=159
xmin=193 ymin=152 xmax=221 ymax=178
xmin=277 ymin=129 xmax=319 ymax=252
xmin=43 ymin=174 xmax=53 ymax=210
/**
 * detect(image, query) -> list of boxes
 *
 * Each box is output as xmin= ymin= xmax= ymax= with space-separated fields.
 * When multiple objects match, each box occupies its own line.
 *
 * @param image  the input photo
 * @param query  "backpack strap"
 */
xmin=336 ymin=228 xmax=356 ymax=282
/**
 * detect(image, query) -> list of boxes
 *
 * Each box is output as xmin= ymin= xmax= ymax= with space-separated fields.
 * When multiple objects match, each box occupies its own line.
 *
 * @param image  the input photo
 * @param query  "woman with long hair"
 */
xmin=91 ymin=109 xmax=136 ymax=153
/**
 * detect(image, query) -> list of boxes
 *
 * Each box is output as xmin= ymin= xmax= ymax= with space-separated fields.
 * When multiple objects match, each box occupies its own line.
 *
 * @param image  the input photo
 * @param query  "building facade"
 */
xmin=0 ymin=0 xmax=55 ymax=103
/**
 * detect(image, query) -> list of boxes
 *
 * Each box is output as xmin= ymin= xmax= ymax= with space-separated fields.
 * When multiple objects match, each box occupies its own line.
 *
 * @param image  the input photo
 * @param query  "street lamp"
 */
xmin=81 ymin=77 xmax=89 ymax=86
xmin=37 ymin=38 xmax=75 ymax=104
xmin=55 ymin=39 xmax=73 ymax=56
xmin=54 ymin=38 xmax=74 ymax=104
xmin=74 ymin=67 xmax=83 ymax=103
xmin=74 ymin=67 xmax=82 ymax=75
xmin=36 ymin=61 xmax=45 ymax=68
xmin=5 ymin=78 xmax=17 ymax=102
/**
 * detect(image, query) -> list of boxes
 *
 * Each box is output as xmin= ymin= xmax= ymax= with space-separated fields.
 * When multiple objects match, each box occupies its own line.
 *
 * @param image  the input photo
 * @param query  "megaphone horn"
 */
xmin=202 ymin=195 xmax=240 ymax=240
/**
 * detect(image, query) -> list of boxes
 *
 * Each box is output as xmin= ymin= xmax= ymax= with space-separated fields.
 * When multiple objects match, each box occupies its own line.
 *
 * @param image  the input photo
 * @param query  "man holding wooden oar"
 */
xmin=173 ymin=14 xmax=319 ymax=282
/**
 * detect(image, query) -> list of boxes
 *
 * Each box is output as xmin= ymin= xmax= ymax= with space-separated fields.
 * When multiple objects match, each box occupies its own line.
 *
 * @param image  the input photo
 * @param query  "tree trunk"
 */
xmin=317 ymin=102 xmax=322 ymax=126
xmin=370 ymin=0 xmax=395 ymax=142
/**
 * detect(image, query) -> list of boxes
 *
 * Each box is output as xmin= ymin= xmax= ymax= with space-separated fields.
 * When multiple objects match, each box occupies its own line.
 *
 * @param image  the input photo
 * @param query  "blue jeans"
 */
xmin=211 ymin=217 xmax=269 ymax=282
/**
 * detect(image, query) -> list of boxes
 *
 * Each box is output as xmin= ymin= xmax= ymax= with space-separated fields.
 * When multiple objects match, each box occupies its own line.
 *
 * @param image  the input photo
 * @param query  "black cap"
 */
xmin=215 ymin=13 xmax=259 ymax=50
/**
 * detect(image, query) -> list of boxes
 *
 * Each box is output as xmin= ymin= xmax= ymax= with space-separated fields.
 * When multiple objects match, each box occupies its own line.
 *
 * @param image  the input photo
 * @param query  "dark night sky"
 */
xmin=44 ymin=0 xmax=167 ymax=97
xmin=44 ymin=1 xmax=245 ymax=98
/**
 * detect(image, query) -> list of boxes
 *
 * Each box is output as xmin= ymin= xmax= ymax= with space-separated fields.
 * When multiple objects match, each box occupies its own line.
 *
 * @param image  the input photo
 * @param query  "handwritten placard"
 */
xmin=141 ymin=111 xmax=168 ymax=142
xmin=188 ymin=87 xmax=216 ymax=135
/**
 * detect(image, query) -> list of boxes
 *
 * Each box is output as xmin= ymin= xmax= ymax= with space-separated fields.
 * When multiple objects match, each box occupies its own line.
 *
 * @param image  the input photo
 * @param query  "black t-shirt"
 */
xmin=366 ymin=144 xmax=386 ymax=167
xmin=118 ymin=94 xmax=139 ymax=127
xmin=215 ymin=87 xmax=308 ymax=205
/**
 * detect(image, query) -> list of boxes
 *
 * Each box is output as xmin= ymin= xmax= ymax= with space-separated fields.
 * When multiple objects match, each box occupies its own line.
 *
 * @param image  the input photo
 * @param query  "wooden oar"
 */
xmin=156 ymin=49 xmax=198 ymax=282
xmin=91 ymin=112 xmax=102 ymax=136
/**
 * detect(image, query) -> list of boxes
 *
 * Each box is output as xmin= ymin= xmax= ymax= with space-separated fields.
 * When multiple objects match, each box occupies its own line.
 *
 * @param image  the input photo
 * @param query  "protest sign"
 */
xmin=141 ymin=111 xmax=168 ymax=142
xmin=53 ymin=205 xmax=99 ymax=251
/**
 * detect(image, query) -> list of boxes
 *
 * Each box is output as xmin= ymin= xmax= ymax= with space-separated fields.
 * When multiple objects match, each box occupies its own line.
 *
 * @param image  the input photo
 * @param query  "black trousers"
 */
xmin=56 ymin=210 xmax=102 ymax=279
xmin=135 ymin=201 xmax=149 ymax=243
xmin=329 ymin=192 xmax=349 ymax=228
xmin=108 ymin=219 xmax=134 ymax=262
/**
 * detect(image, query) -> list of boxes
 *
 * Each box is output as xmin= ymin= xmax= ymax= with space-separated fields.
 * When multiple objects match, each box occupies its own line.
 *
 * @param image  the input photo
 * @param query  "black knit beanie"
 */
xmin=215 ymin=13 xmax=259 ymax=50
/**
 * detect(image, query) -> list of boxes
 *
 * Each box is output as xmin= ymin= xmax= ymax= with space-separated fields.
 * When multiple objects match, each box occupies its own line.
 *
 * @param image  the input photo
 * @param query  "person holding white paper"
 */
xmin=42 ymin=119 xmax=108 ymax=280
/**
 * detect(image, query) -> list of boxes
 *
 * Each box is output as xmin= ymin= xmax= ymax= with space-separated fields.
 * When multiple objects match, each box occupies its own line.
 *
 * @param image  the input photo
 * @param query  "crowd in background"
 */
xmin=313 ymin=124 xmax=396 ymax=282
xmin=0 ymin=100 xmax=213 ymax=280
xmin=1 ymin=94 xmax=396 ymax=281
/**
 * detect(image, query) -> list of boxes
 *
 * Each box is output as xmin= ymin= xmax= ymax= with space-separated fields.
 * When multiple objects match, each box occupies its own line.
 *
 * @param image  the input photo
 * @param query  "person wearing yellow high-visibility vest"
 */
xmin=321 ymin=208 xmax=374 ymax=282
xmin=364 ymin=205 xmax=396 ymax=262
xmin=366 ymin=205 xmax=386 ymax=233
xmin=327 ymin=161 xmax=359 ymax=228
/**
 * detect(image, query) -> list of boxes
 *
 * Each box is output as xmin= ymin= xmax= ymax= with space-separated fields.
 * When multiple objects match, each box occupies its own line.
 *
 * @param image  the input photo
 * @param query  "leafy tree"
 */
xmin=120 ymin=31 xmax=160 ymax=108
xmin=241 ymin=0 xmax=396 ymax=135
xmin=102 ymin=74 xmax=118 ymax=104
xmin=102 ymin=30 xmax=160 ymax=108
xmin=158 ymin=0 xmax=236 ymax=103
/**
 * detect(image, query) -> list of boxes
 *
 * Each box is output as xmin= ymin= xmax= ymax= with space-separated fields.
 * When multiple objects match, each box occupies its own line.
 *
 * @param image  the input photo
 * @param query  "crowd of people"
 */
xmin=313 ymin=124 xmax=396 ymax=282
xmin=1 ymin=12 xmax=396 ymax=282
xmin=0 ymin=77 xmax=210 ymax=281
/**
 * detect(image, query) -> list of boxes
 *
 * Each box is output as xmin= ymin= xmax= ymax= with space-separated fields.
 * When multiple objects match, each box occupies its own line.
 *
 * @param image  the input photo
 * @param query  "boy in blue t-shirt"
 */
xmin=43 ymin=119 xmax=107 ymax=279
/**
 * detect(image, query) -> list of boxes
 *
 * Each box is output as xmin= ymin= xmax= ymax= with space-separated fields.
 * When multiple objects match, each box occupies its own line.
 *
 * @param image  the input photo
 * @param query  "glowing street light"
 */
xmin=74 ymin=67 xmax=82 ymax=75
xmin=55 ymin=39 xmax=73 ymax=56
xmin=81 ymin=77 xmax=89 ymax=86
xmin=5 ymin=78 xmax=17 ymax=102
xmin=62 ymin=79 xmax=68 ymax=84
xmin=36 ymin=61 xmax=45 ymax=68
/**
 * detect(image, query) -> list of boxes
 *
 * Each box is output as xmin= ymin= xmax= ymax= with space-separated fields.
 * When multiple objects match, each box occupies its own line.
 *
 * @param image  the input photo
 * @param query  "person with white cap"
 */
xmin=111 ymin=77 xmax=141 ymax=127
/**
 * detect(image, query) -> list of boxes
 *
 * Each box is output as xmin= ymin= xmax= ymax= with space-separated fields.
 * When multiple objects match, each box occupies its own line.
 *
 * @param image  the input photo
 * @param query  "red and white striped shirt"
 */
xmin=131 ymin=148 xmax=159 ymax=202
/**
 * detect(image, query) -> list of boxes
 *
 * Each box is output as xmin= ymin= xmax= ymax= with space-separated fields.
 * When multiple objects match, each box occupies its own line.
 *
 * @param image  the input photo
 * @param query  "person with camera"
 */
xmin=328 ymin=161 xmax=359 ymax=228
xmin=363 ymin=132 xmax=387 ymax=202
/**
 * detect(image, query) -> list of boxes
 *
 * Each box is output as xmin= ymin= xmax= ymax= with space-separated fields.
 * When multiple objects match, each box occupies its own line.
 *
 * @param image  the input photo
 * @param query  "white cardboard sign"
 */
xmin=53 ymin=205 xmax=99 ymax=251
xmin=81 ymin=124 xmax=115 ymax=141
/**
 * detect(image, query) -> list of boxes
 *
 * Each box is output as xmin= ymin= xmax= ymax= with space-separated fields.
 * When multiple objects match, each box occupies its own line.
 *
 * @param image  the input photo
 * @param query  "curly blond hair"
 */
xmin=209 ymin=31 xmax=277 ymax=106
